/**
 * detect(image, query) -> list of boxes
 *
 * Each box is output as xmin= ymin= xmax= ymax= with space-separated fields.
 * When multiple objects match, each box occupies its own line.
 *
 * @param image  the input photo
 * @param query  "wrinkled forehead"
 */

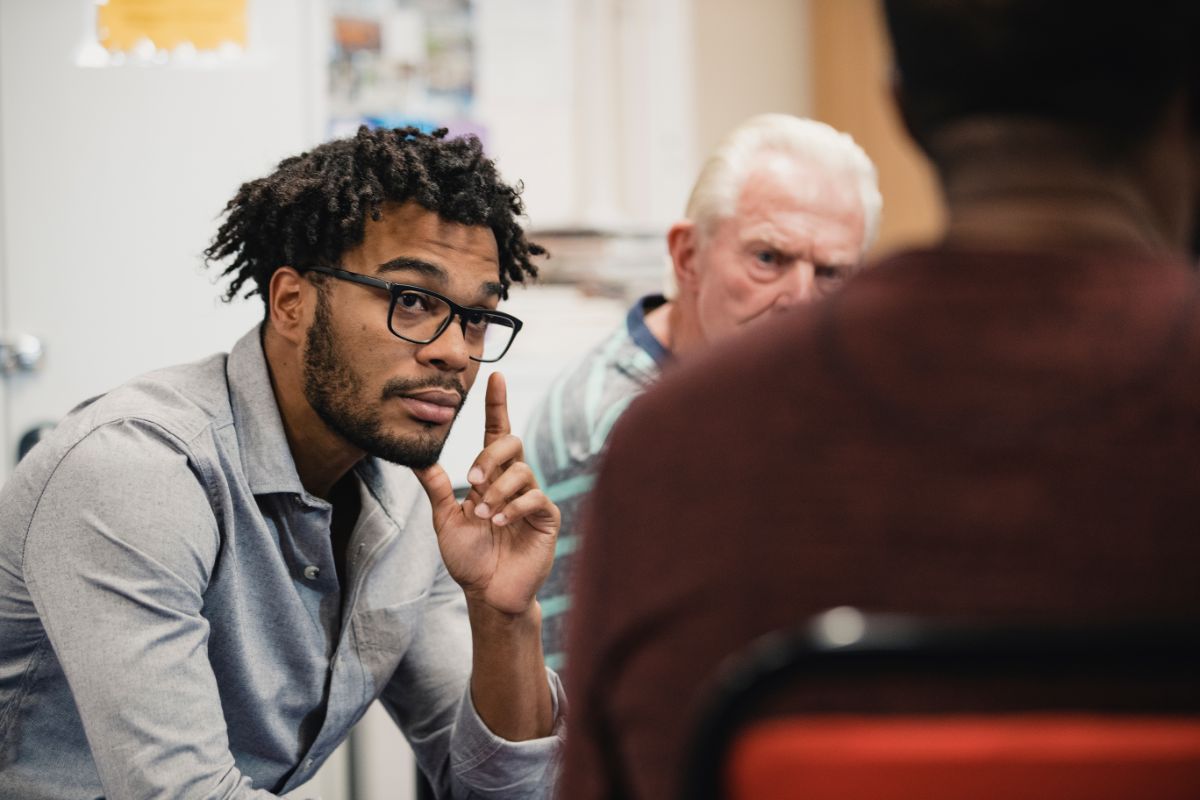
xmin=736 ymin=152 xmax=864 ymax=219
xmin=699 ymin=155 xmax=864 ymax=255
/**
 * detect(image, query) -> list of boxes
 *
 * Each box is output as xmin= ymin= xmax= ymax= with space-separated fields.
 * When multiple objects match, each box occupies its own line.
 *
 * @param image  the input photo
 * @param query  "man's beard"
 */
xmin=302 ymin=291 xmax=467 ymax=469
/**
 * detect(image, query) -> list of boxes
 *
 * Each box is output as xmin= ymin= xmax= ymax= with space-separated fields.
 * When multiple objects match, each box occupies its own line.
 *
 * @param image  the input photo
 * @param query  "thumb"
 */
xmin=413 ymin=463 xmax=457 ymax=515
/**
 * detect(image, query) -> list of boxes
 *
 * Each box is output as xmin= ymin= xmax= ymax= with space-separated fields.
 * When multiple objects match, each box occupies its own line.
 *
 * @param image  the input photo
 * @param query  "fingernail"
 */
xmin=475 ymin=503 xmax=491 ymax=518
xmin=492 ymin=513 xmax=508 ymax=526
xmin=468 ymin=467 xmax=484 ymax=484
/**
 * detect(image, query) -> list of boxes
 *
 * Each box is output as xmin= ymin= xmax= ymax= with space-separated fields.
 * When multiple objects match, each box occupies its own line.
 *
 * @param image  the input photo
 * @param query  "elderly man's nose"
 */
xmin=775 ymin=267 xmax=817 ymax=307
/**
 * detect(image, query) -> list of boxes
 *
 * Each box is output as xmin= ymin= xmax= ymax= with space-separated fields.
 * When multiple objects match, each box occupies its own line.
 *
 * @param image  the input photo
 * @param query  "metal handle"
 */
xmin=0 ymin=334 xmax=44 ymax=376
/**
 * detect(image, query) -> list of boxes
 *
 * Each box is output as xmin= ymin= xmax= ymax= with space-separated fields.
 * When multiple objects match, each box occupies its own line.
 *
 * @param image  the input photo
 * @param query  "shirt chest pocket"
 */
xmin=352 ymin=591 xmax=428 ymax=699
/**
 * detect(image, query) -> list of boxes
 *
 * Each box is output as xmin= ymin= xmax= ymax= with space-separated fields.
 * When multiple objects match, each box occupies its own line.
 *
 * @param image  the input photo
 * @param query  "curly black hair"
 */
xmin=204 ymin=126 xmax=544 ymax=307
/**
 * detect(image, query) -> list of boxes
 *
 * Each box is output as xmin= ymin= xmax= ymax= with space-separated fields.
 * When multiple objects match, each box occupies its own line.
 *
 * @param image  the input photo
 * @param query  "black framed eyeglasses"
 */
xmin=301 ymin=266 xmax=523 ymax=363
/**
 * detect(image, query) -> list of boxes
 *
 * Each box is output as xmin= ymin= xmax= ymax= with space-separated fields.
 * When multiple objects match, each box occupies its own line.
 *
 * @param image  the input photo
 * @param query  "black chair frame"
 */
xmin=680 ymin=611 xmax=1200 ymax=800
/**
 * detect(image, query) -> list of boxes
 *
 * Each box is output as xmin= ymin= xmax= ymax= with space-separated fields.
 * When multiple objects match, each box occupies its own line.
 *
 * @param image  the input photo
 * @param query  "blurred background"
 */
xmin=0 ymin=1 xmax=941 ymax=796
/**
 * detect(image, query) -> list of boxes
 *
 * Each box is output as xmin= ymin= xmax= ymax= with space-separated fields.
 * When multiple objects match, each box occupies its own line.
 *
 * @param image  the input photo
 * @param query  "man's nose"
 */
xmin=773 ymin=265 xmax=817 ymax=309
xmin=415 ymin=318 xmax=472 ymax=371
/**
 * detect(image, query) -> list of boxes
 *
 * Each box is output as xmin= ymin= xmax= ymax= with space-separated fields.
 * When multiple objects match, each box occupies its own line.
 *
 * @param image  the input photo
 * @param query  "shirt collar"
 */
xmin=226 ymin=324 xmax=309 ymax=497
xmin=625 ymin=294 xmax=672 ymax=365
xmin=225 ymin=324 xmax=423 ymax=516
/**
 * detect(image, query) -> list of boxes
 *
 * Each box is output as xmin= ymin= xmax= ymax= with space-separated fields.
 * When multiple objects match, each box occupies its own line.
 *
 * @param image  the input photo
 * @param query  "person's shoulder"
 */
xmin=550 ymin=317 xmax=639 ymax=389
xmin=63 ymin=351 xmax=234 ymax=446
xmin=19 ymin=351 xmax=235 ymax=488
xmin=525 ymin=312 xmax=656 ymax=469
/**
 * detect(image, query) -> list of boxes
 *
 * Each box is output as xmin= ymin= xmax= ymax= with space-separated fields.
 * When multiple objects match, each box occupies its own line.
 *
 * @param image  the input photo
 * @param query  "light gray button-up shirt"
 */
xmin=0 ymin=326 xmax=564 ymax=799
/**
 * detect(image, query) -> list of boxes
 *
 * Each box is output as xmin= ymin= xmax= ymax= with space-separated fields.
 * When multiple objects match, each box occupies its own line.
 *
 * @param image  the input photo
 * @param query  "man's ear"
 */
xmin=267 ymin=267 xmax=311 ymax=346
xmin=667 ymin=220 xmax=700 ymax=295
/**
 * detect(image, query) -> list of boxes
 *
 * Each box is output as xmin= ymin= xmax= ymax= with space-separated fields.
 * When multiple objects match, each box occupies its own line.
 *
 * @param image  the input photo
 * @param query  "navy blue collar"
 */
xmin=625 ymin=294 xmax=672 ymax=366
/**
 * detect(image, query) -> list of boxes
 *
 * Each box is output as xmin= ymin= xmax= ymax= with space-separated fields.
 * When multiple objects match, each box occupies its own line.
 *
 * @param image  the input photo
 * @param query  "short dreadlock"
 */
xmin=204 ymin=126 xmax=544 ymax=308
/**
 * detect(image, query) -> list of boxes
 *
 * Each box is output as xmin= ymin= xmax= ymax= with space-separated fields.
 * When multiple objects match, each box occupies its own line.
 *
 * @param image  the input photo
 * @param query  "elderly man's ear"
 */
xmin=667 ymin=221 xmax=700 ymax=295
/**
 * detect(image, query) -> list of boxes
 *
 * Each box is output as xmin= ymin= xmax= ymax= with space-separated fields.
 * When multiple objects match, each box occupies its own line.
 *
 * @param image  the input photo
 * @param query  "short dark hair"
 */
xmin=205 ymin=126 xmax=544 ymax=306
xmin=884 ymin=0 xmax=1200 ymax=158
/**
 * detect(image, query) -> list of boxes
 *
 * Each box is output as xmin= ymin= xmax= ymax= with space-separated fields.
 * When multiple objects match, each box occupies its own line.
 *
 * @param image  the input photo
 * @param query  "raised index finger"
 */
xmin=483 ymin=371 xmax=511 ymax=447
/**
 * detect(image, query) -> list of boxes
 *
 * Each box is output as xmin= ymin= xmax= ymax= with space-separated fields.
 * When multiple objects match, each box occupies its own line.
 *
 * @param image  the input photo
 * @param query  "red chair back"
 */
xmin=728 ymin=715 xmax=1200 ymax=800
xmin=680 ymin=612 xmax=1200 ymax=800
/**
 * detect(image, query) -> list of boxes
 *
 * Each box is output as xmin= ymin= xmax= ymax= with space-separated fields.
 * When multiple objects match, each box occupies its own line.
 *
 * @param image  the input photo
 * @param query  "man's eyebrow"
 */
xmin=478 ymin=281 xmax=504 ymax=301
xmin=377 ymin=257 xmax=505 ymax=304
xmin=375 ymin=257 xmax=449 ymax=283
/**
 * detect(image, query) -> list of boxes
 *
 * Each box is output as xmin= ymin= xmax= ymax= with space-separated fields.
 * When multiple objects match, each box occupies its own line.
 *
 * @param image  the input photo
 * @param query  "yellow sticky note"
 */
xmin=97 ymin=0 xmax=247 ymax=53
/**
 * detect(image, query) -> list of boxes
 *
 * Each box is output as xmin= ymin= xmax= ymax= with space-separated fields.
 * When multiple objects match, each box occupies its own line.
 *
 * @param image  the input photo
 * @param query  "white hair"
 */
xmin=664 ymin=114 xmax=882 ymax=299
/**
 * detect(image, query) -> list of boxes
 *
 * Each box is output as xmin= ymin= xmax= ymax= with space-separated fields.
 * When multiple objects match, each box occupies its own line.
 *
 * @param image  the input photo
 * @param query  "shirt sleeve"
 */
xmin=22 ymin=419 xmax=280 ymax=800
xmin=377 ymin=556 xmax=567 ymax=799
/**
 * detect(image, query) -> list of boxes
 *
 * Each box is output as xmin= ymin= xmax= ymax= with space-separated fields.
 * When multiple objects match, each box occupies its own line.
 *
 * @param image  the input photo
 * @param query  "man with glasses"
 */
xmin=525 ymin=114 xmax=882 ymax=674
xmin=0 ymin=127 xmax=562 ymax=798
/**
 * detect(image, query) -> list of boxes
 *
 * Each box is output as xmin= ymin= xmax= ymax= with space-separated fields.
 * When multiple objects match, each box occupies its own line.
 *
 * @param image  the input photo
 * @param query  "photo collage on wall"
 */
xmin=328 ymin=0 xmax=484 ymax=145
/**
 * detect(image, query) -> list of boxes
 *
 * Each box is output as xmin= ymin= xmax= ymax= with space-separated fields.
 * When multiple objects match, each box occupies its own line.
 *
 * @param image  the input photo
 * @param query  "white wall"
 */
xmin=473 ymin=0 xmax=697 ymax=233
xmin=692 ymin=0 xmax=813 ymax=159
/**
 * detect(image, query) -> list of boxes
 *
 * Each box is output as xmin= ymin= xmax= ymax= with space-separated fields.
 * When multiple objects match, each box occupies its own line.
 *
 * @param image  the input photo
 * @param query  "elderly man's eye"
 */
xmin=754 ymin=250 xmax=779 ymax=265
xmin=815 ymin=266 xmax=853 ymax=296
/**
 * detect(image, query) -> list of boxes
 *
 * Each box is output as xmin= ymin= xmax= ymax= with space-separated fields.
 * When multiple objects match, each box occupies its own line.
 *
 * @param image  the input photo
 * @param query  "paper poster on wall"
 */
xmin=86 ymin=0 xmax=247 ymax=65
xmin=328 ymin=0 xmax=483 ymax=144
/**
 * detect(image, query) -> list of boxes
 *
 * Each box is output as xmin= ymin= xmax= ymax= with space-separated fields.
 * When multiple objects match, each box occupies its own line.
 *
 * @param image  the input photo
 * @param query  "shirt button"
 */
xmin=305 ymin=757 xmax=315 ymax=769
xmin=303 ymin=565 xmax=320 ymax=580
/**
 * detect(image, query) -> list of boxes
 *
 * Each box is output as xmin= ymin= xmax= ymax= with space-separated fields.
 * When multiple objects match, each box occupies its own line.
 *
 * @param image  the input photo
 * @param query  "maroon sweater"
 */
xmin=560 ymin=248 xmax=1200 ymax=800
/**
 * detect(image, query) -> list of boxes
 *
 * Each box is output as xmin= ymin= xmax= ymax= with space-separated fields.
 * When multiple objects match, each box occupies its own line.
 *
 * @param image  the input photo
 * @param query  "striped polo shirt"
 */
xmin=524 ymin=295 xmax=671 ymax=674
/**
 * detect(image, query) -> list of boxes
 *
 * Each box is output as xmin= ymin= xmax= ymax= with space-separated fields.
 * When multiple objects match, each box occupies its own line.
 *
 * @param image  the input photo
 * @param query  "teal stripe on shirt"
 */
xmin=541 ymin=594 xmax=572 ymax=620
xmin=584 ymin=330 xmax=630 ymax=441
xmin=545 ymin=473 xmax=595 ymax=505
xmin=547 ymin=374 xmax=569 ymax=471
xmin=555 ymin=534 xmax=579 ymax=558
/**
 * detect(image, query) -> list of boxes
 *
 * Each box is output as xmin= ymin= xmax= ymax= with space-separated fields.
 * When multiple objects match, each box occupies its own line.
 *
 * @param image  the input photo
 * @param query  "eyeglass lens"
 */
xmin=390 ymin=288 xmax=517 ymax=361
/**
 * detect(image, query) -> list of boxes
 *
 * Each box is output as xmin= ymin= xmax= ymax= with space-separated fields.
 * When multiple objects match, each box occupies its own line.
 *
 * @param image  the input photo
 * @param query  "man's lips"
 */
xmin=398 ymin=390 xmax=462 ymax=425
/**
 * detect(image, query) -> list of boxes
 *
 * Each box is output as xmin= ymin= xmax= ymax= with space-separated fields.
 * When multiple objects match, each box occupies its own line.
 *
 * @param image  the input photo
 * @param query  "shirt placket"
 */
xmin=283 ymin=481 xmax=399 ymax=791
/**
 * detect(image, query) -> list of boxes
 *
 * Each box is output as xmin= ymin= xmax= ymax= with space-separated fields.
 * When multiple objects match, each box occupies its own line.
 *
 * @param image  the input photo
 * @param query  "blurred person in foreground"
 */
xmin=525 ymin=114 xmax=881 ymax=673
xmin=0 ymin=127 xmax=563 ymax=799
xmin=560 ymin=2 xmax=1200 ymax=798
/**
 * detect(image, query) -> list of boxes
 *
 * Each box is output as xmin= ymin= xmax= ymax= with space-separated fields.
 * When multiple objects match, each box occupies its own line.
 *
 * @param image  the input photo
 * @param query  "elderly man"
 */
xmin=525 ymin=114 xmax=881 ymax=671
xmin=0 ymin=127 xmax=562 ymax=799
xmin=561 ymin=2 xmax=1200 ymax=798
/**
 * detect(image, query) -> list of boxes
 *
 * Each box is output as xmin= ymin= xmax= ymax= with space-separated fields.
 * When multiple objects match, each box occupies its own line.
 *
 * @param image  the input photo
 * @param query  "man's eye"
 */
xmin=463 ymin=310 xmax=490 ymax=331
xmin=815 ymin=266 xmax=852 ymax=296
xmin=396 ymin=292 xmax=431 ymax=312
xmin=754 ymin=250 xmax=782 ymax=267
